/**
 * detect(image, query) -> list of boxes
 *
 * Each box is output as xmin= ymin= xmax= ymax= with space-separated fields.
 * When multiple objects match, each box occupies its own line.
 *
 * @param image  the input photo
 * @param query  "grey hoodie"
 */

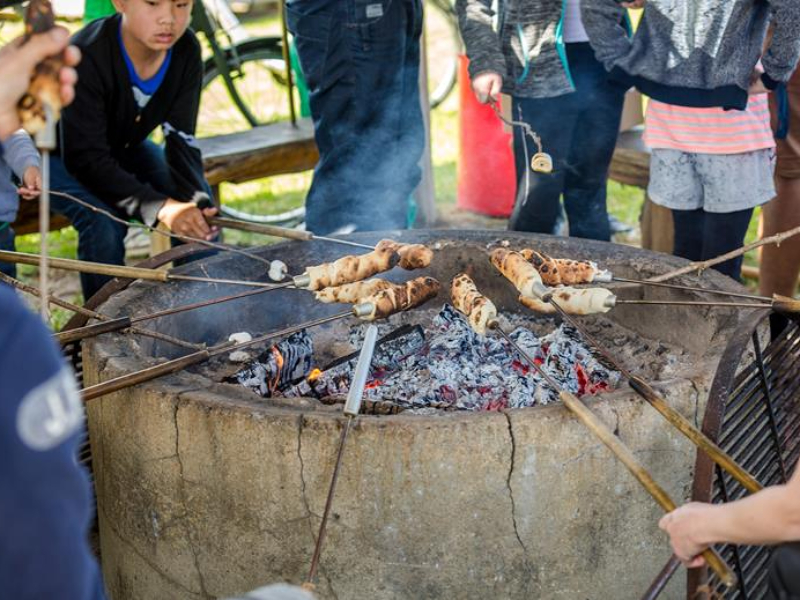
xmin=582 ymin=0 xmax=800 ymax=110
xmin=455 ymin=0 xmax=581 ymax=99
xmin=0 ymin=130 xmax=40 ymax=223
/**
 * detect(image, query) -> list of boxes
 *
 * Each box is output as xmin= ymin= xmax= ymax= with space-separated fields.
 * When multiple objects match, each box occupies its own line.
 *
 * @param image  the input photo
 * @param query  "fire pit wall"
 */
xmin=82 ymin=231 xmax=744 ymax=600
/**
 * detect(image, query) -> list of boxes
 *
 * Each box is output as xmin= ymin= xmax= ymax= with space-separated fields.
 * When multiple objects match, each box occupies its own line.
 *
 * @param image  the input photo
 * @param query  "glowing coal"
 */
xmin=233 ymin=305 xmax=619 ymax=411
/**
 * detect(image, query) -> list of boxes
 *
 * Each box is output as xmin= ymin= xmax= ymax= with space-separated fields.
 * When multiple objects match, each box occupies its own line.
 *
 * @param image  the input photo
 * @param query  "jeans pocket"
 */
xmin=351 ymin=0 xmax=394 ymax=25
xmin=286 ymin=6 xmax=331 ymax=91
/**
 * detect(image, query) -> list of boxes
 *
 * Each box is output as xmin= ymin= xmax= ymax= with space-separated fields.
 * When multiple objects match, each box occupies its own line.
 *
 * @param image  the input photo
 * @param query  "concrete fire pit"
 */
xmin=81 ymin=231 xmax=745 ymax=599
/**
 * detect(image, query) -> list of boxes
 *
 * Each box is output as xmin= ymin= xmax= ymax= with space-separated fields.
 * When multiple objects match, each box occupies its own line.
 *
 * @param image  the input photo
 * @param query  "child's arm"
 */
xmin=161 ymin=37 xmax=208 ymax=204
xmin=581 ymin=0 xmax=633 ymax=72
xmin=761 ymin=0 xmax=800 ymax=89
xmin=455 ymin=0 xmax=506 ymax=85
xmin=2 ymin=129 xmax=40 ymax=181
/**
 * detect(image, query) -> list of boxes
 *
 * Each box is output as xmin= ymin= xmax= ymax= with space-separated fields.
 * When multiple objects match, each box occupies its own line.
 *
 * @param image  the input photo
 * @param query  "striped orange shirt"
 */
xmin=643 ymin=95 xmax=775 ymax=155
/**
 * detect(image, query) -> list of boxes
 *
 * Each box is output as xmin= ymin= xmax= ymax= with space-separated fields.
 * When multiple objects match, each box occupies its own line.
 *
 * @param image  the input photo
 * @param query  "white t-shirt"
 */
xmin=562 ymin=0 xmax=589 ymax=43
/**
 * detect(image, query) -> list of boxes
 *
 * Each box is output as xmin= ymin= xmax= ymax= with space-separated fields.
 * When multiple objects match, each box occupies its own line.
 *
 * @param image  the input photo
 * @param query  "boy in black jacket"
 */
xmin=52 ymin=0 xmax=217 ymax=299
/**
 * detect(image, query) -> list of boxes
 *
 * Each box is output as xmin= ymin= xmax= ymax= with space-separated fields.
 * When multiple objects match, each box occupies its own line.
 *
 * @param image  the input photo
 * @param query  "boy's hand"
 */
xmin=18 ymin=165 xmax=42 ymax=200
xmin=0 ymin=29 xmax=80 ymax=140
xmin=157 ymin=198 xmax=219 ymax=240
xmin=472 ymin=72 xmax=503 ymax=104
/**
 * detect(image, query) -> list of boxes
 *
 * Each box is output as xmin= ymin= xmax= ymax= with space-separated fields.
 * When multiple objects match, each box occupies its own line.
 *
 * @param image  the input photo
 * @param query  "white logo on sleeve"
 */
xmin=16 ymin=368 xmax=84 ymax=451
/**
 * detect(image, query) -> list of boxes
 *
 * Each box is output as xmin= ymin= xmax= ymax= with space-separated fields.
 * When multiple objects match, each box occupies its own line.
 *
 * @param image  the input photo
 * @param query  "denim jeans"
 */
xmin=51 ymin=141 xmax=211 ymax=300
xmin=0 ymin=223 xmax=15 ymax=279
xmin=671 ymin=207 xmax=753 ymax=281
xmin=510 ymin=43 xmax=625 ymax=241
xmin=287 ymin=0 xmax=424 ymax=235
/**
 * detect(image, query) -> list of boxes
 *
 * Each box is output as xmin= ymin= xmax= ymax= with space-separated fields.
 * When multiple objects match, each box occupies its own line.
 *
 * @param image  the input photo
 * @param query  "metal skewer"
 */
xmin=0 ymin=271 xmax=202 ymax=350
xmin=609 ymin=275 xmax=772 ymax=302
xmin=36 ymin=106 xmax=54 ymax=320
xmin=487 ymin=319 xmax=737 ymax=589
xmin=305 ymin=325 xmax=378 ymax=590
xmin=613 ymin=299 xmax=771 ymax=309
xmin=489 ymin=320 xmax=736 ymax=586
xmin=80 ymin=306 xmax=373 ymax=402
xmin=0 ymin=250 xmax=281 ymax=288
xmin=54 ymin=286 xmax=274 ymax=345
xmin=205 ymin=216 xmax=375 ymax=251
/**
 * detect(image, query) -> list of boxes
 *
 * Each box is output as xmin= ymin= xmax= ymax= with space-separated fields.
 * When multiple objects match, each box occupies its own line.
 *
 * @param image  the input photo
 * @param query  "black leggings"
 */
xmin=671 ymin=207 xmax=754 ymax=280
xmin=769 ymin=542 xmax=800 ymax=600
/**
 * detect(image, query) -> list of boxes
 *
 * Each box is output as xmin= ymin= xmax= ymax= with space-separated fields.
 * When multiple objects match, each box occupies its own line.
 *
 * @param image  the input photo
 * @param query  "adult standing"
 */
xmin=286 ymin=0 xmax=425 ymax=235
xmin=456 ymin=0 xmax=628 ymax=240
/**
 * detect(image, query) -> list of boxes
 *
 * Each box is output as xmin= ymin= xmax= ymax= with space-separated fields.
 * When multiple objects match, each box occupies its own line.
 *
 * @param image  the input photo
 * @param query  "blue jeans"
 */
xmin=0 ymin=223 xmax=15 ymax=279
xmin=51 ymin=141 xmax=210 ymax=300
xmin=510 ymin=43 xmax=625 ymax=241
xmin=287 ymin=0 xmax=424 ymax=234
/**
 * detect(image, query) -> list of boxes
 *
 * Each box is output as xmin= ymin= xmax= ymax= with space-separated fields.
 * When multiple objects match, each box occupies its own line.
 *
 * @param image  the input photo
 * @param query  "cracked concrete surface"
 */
xmin=79 ymin=231 xmax=742 ymax=600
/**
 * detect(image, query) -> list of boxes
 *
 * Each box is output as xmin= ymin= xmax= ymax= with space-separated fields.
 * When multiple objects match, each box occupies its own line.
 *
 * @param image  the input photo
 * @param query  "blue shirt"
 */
xmin=118 ymin=22 xmax=172 ymax=109
xmin=0 ymin=285 xmax=106 ymax=599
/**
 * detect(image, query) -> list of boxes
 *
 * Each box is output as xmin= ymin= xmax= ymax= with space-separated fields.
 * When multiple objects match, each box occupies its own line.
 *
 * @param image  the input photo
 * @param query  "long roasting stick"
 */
xmin=205 ymin=216 xmax=374 ymax=250
xmin=488 ymin=321 xmax=736 ymax=589
xmin=0 ymin=250 xmax=280 ymax=288
xmin=50 ymin=190 xmax=274 ymax=266
xmin=305 ymin=325 xmax=379 ymax=590
xmin=542 ymin=294 xmax=763 ymax=495
xmin=80 ymin=308 xmax=366 ymax=401
xmin=0 ymin=271 xmax=202 ymax=350
xmin=54 ymin=286 xmax=273 ymax=345
xmin=649 ymin=223 xmax=800 ymax=283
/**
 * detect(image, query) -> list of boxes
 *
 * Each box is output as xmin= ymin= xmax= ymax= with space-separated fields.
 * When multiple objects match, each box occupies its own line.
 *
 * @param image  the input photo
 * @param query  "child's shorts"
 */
xmin=648 ymin=148 xmax=776 ymax=213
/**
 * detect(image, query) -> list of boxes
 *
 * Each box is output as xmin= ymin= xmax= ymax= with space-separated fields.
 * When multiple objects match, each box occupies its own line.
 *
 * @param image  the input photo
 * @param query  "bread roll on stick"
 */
xmin=376 ymin=239 xmax=434 ymax=270
xmin=518 ymin=286 xmax=615 ymax=315
xmin=450 ymin=273 xmax=497 ymax=335
xmin=299 ymin=247 xmax=400 ymax=291
xmin=489 ymin=248 xmax=546 ymax=298
xmin=520 ymin=249 xmax=610 ymax=286
xmin=356 ymin=276 xmax=441 ymax=320
xmin=314 ymin=279 xmax=395 ymax=304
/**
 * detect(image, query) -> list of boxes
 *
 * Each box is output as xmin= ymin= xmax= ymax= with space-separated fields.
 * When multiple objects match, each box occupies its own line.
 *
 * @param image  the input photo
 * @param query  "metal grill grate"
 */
xmin=690 ymin=315 xmax=800 ymax=599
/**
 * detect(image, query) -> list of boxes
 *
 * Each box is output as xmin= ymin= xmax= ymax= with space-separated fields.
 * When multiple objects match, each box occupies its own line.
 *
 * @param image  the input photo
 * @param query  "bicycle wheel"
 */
xmin=200 ymin=36 xmax=307 ymax=226
xmin=424 ymin=0 xmax=461 ymax=109
xmin=198 ymin=36 xmax=300 ymax=138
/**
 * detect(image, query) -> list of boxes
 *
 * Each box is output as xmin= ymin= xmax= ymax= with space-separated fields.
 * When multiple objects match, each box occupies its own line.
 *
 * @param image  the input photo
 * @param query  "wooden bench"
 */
xmin=12 ymin=118 xmax=320 ymax=235
xmin=196 ymin=117 xmax=318 ymax=189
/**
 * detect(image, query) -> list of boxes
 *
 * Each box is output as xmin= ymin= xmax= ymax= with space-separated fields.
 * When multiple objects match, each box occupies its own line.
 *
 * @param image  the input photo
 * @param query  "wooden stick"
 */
xmin=0 ymin=272 xmax=201 ymax=350
xmin=493 ymin=324 xmax=737 ymax=588
xmin=543 ymin=297 xmax=763 ymax=495
xmin=50 ymin=190 xmax=272 ymax=266
xmin=208 ymin=216 xmax=312 ymax=240
xmin=649 ymin=224 xmax=800 ymax=283
xmin=0 ymin=250 xmax=277 ymax=288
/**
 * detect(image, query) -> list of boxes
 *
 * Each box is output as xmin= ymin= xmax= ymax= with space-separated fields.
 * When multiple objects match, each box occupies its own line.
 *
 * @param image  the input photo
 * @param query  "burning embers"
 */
xmin=232 ymin=305 xmax=619 ymax=412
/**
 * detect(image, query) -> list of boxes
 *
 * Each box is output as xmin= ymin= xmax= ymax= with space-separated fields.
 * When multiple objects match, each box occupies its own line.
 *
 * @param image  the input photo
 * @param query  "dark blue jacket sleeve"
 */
xmin=0 ymin=285 xmax=106 ymax=600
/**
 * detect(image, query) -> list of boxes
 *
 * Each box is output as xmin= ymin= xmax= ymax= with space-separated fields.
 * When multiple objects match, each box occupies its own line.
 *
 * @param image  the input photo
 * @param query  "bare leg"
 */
xmin=759 ymin=175 xmax=800 ymax=297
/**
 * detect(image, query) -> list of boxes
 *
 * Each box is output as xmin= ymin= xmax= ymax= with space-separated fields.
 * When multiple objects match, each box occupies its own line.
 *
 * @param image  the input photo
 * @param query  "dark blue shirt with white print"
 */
xmin=0 ymin=284 xmax=106 ymax=599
